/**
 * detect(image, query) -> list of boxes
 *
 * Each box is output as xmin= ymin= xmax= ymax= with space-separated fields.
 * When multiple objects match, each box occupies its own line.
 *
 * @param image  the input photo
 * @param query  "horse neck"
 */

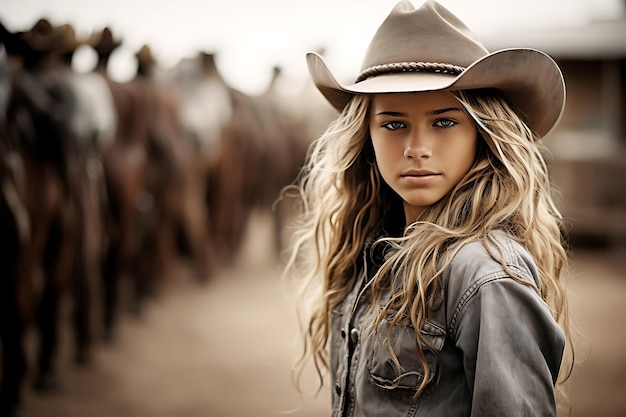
xmin=94 ymin=54 xmax=112 ymax=76
xmin=31 ymin=53 xmax=65 ymax=75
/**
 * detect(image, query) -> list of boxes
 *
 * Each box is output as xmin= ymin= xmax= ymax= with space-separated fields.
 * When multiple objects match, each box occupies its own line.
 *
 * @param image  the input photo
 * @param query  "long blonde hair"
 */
xmin=284 ymin=89 xmax=572 ymax=398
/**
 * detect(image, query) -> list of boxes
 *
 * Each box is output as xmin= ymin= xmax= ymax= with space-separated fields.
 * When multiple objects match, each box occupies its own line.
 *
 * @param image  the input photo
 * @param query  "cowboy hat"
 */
xmin=136 ymin=44 xmax=156 ymax=71
xmin=21 ymin=19 xmax=80 ymax=54
xmin=88 ymin=27 xmax=122 ymax=56
xmin=307 ymin=0 xmax=565 ymax=139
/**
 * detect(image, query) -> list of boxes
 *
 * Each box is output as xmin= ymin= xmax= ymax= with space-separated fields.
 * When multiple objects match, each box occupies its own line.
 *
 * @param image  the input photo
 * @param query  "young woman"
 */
xmin=284 ymin=1 xmax=573 ymax=416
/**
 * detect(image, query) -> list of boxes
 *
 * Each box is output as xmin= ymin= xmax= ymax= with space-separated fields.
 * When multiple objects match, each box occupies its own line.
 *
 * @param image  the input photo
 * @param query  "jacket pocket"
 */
xmin=367 ymin=318 xmax=446 ymax=392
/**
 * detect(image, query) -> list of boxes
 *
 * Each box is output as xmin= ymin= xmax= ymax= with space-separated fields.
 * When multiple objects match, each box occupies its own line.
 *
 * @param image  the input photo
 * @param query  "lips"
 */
xmin=400 ymin=169 xmax=440 ymax=185
xmin=401 ymin=169 xmax=438 ymax=177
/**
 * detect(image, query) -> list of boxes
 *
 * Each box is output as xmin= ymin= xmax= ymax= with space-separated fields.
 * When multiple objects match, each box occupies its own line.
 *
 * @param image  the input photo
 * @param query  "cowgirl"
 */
xmin=285 ymin=1 xmax=573 ymax=416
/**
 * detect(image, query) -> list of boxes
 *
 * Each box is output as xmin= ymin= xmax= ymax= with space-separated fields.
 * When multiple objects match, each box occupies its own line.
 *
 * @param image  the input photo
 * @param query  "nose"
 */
xmin=403 ymin=131 xmax=432 ymax=159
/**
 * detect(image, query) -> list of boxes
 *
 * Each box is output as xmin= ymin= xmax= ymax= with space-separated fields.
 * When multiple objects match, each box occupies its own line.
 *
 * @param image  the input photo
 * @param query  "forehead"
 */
xmin=369 ymin=90 xmax=458 ymax=112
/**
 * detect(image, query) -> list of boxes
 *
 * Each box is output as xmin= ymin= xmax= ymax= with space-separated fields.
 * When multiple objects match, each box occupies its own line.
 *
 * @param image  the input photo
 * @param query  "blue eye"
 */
xmin=382 ymin=121 xmax=405 ymax=130
xmin=435 ymin=119 xmax=457 ymax=128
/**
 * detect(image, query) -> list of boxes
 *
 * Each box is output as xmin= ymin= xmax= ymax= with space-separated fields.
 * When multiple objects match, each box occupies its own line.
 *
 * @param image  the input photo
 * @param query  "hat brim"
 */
xmin=307 ymin=48 xmax=565 ymax=139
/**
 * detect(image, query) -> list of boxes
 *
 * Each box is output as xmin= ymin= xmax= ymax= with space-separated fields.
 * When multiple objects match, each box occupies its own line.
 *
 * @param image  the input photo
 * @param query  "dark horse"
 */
xmin=88 ymin=27 xmax=152 ymax=340
xmin=0 ymin=19 xmax=109 ymax=416
xmin=0 ymin=21 xmax=85 ymax=416
xmin=172 ymin=53 xmax=306 ymax=264
xmin=132 ymin=45 xmax=211 ymax=288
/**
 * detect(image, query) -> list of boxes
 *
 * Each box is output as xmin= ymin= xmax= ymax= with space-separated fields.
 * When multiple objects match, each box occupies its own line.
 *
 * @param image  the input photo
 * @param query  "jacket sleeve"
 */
xmin=452 ymin=273 xmax=565 ymax=417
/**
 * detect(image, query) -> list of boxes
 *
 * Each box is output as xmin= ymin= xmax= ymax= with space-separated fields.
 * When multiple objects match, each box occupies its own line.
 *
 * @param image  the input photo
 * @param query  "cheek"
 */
xmin=371 ymin=134 xmax=400 ymax=158
xmin=464 ymin=136 xmax=479 ymax=166
xmin=451 ymin=130 xmax=478 ymax=165
xmin=371 ymin=139 xmax=394 ymax=173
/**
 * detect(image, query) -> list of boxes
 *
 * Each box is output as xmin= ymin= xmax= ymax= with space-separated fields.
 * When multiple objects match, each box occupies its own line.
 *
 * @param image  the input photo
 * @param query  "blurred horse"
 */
xmin=171 ymin=52 xmax=237 ymax=262
xmin=0 ymin=20 xmax=94 ymax=415
xmin=131 ymin=45 xmax=211 ymax=290
xmin=257 ymin=65 xmax=336 ymax=251
xmin=89 ymin=31 xmax=211 ymax=338
xmin=0 ymin=38 xmax=33 ymax=417
xmin=172 ymin=53 xmax=306 ymax=263
xmin=88 ymin=28 xmax=151 ymax=339
xmin=56 ymin=27 xmax=115 ymax=364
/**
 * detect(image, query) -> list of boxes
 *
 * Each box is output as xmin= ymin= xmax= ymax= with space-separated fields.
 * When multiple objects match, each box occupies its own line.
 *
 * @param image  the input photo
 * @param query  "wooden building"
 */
xmin=486 ymin=13 xmax=626 ymax=246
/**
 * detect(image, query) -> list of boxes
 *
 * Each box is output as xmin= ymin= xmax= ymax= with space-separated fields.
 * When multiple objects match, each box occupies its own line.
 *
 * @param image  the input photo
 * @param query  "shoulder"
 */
xmin=442 ymin=232 xmax=542 ymax=331
xmin=446 ymin=231 xmax=539 ymax=288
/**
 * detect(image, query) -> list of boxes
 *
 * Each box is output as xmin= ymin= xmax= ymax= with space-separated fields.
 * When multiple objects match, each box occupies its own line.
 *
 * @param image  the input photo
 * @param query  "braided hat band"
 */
xmin=356 ymin=61 xmax=466 ymax=83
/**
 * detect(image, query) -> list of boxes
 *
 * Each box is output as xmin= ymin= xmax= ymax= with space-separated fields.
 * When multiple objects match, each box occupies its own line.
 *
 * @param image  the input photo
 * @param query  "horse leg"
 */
xmin=180 ymin=185 xmax=211 ymax=281
xmin=0 ymin=298 xmax=28 ymax=417
xmin=0 ymin=262 xmax=32 ymax=417
xmin=34 ymin=205 xmax=75 ymax=391
xmin=100 ymin=150 xmax=139 ymax=342
xmin=101 ymin=238 xmax=121 ymax=342
xmin=131 ymin=205 xmax=161 ymax=314
xmin=71 ymin=163 xmax=103 ymax=364
xmin=72 ymin=257 xmax=92 ymax=365
xmin=0 ymin=175 xmax=34 ymax=416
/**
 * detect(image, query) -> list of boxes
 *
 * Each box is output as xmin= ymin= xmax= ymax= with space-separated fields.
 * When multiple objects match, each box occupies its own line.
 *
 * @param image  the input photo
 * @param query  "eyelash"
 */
xmin=381 ymin=119 xmax=457 ymax=130
xmin=381 ymin=121 xmax=405 ymax=130
xmin=435 ymin=119 xmax=457 ymax=128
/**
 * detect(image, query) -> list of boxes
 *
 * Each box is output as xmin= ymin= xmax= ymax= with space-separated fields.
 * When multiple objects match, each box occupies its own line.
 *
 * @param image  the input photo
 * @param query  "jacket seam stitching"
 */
xmin=448 ymin=266 xmax=531 ymax=340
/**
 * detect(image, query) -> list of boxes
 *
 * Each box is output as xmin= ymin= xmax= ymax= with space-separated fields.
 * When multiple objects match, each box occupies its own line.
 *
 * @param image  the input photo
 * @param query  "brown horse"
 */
xmin=0 ymin=37 xmax=33 ymax=417
xmin=57 ymin=30 xmax=116 ymax=366
xmin=88 ymin=28 xmax=152 ymax=339
xmin=0 ymin=20 xmax=88 ymax=415
xmin=89 ymin=31 xmax=212 ymax=339
xmin=256 ymin=65 xmax=336 ymax=252
xmin=168 ymin=53 xmax=231 ymax=263
xmin=131 ymin=44 xmax=211 ymax=291
xmin=172 ymin=53 xmax=304 ymax=264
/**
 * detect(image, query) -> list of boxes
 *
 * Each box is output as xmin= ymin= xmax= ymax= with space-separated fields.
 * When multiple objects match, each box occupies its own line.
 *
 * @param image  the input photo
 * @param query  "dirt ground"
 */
xmin=16 ymin=212 xmax=626 ymax=417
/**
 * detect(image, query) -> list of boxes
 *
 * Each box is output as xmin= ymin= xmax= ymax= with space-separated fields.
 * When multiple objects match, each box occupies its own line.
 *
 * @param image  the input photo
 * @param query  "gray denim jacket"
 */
xmin=329 ymin=232 xmax=565 ymax=417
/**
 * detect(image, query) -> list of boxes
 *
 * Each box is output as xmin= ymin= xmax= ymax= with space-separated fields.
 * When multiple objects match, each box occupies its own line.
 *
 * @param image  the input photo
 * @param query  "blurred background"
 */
xmin=0 ymin=0 xmax=625 ymax=416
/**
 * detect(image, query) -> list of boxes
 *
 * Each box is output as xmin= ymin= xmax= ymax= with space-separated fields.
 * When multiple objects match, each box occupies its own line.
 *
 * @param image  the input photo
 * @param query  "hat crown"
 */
xmin=21 ymin=20 xmax=78 ymax=54
xmin=359 ymin=0 xmax=489 ymax=75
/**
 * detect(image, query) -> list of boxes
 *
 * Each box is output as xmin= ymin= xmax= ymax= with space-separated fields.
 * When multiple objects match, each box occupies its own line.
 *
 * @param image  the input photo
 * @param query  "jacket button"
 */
xmin=335 ymin=383 xmax=341 ymax=395
xmin=350 ymin=328 xmax=359 ymax=344
xmin=340 ymin=328 xmax=346 ymax=339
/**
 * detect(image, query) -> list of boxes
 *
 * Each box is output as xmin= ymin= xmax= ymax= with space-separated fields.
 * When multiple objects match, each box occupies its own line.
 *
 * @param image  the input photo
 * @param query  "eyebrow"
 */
xmin=374 ymin=107 xmax=462 ymax=117
xmin=428 ymin=107 xmax=462 ymax=115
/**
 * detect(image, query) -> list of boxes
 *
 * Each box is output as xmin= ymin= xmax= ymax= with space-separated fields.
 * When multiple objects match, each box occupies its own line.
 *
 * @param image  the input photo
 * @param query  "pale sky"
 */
xmin=1 ymin=0 xmax=623 ymax=94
